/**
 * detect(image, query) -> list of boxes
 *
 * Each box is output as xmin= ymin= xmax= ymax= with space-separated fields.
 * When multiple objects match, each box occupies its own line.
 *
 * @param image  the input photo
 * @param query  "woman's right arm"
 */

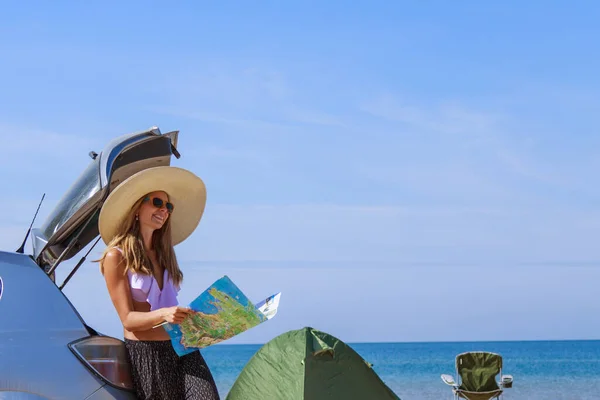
xmin=102 ymin=249 xmax=191 ymax=332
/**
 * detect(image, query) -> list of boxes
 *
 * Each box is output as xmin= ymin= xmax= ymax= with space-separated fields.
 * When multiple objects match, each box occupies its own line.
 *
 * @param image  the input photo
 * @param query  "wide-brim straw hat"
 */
xmin=98 ymin=166 xmax=207 ymax=246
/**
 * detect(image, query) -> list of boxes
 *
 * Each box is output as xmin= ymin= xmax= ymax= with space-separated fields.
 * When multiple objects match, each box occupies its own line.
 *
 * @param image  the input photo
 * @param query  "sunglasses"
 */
xmin=143 ymin=196 xmax=174 ymax=213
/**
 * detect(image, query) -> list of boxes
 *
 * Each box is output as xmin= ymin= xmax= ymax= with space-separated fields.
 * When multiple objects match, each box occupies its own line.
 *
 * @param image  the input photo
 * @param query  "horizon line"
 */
xmin=212 ymin=337 xmax=600 ymax=347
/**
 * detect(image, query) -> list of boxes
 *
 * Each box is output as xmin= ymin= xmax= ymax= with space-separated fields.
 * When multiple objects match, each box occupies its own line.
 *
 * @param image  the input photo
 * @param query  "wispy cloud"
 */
xmin=355 ymin=93 xmax=585 ymax=199
xmin=174 ymin=203 xmax=600 ymax=266
xmin=0 ymin=124 xmax=97 ymax=164
xmin=152 ymin=108 xmax=296 ymax=132
xmin=148 ymin=63 xmax=349 ymax=130
xmin=278 ymin=106 xmax=349 ymax=128
xmin=359 ymin=94 xmax=502 ymax=136
xmin=494 ymin=148 xmax=568 ymax=187
xmin=179 ymin=144 xmax=274 ymax=169
xmin=154 ymin=64 xmax=286 ymax=108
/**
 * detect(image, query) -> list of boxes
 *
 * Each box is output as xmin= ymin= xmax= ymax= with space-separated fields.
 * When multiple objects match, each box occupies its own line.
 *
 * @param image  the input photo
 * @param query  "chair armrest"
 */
xmin=441 ymin=374 xmax=457 ymax=387
xmin=500 ymin=374 xmax=513 ymax=388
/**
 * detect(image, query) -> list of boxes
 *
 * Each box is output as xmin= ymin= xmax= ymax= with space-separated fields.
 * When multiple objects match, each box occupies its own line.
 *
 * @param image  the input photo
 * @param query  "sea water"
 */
xmin=201 ymin=340 xmax=600 ymax=399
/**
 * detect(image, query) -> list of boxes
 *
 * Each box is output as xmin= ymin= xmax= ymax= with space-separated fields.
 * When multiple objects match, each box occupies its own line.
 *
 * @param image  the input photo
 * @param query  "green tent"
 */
xmin=226 ymin=327 xmax=401 ymax=400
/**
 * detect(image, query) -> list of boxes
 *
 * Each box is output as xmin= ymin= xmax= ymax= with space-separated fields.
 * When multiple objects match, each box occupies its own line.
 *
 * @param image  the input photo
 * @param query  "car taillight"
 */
xmin=68 ymin=336 xmax=134 ymax=390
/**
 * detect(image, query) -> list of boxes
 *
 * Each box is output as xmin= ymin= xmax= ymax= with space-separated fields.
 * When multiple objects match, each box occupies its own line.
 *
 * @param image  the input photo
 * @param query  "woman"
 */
xmin=96 ymin=166 xmax=220 ymax=400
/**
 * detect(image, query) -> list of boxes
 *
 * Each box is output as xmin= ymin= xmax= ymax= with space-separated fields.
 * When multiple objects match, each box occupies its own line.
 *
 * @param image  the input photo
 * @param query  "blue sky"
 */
xmin=1 ymin=1 xmax=600 ymax=343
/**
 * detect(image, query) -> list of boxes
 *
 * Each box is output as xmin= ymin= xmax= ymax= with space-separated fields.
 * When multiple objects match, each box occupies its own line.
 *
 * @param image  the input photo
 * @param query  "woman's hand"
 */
xmin=160 ymin=306 xmax=194 ymax=324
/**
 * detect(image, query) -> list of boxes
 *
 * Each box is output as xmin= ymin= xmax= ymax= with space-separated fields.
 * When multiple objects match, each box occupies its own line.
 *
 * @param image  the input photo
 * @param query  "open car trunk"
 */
xmin=30 ymin=126 xmax=180 ymax=275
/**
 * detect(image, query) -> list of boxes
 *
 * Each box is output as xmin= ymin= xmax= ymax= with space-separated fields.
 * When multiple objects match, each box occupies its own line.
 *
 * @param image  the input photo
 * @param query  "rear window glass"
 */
xmin=39 ymin=160 xmax=102 ymax=240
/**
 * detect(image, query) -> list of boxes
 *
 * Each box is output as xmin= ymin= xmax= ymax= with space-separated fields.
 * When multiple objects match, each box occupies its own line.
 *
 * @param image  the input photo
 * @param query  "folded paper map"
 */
xmin=163 ymin=275 xmax=281 ymax=356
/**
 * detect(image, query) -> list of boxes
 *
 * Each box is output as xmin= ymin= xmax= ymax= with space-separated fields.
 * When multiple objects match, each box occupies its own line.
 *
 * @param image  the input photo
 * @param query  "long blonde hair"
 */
xmin=96 ymin=194 xmax=183 ymax=286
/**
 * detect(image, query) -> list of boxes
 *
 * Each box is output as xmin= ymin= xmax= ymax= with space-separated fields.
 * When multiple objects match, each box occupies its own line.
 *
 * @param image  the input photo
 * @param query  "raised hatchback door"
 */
xmin=30 ymin=127 xmax=180 ymax=271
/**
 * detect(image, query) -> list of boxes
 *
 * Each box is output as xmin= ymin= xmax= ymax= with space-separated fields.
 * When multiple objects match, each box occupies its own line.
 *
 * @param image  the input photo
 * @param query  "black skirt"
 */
xmin=124 ymin=339 xmax=220 ymax=400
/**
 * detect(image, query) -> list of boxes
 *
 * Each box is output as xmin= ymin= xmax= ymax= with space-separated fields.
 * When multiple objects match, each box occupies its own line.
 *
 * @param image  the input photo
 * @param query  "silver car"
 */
xmin=0 ymin=127 xmax=181 ymax=399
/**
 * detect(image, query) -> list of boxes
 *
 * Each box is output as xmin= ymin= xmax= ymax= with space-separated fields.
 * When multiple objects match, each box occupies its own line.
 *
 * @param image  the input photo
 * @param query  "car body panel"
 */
xmin=0 ymin=251 xmax=105 ymax=398
xmin=0 ymin=392 xmax=52 ymax=399
xmin=0 ymin=251 xmax=88 ymax=332
xmin=0 ymin=251 xmax=137 ymax=399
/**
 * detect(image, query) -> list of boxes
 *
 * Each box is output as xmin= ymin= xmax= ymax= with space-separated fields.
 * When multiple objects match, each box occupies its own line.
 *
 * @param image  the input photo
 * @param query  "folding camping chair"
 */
xmin=441 ymin=351 xmax=513 ymax=400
